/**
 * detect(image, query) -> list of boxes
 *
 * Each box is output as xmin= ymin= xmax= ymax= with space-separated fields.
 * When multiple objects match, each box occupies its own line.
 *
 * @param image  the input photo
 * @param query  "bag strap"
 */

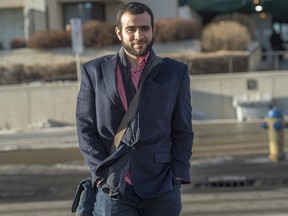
xmin=110 ymin=56 xmax=163 ymax=154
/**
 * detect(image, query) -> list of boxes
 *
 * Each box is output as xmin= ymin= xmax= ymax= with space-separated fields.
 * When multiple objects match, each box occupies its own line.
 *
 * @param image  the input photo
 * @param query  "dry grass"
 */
xmin=168 ymin=50 xmax=249 ymax=74
xmin=155 ymin=18 xmax=201 ymax=42
xmin=201 ymin=21 xmax=252 ymax=52
xmin=26 ymin=18 xmax=202 ymax=49
xmin=10 ymin=38 xmax=26 ymax=49
xmin=212 ymin=12 xmax=252 ymax=35
xmin=82 ymin=20 xmax=118 ymax=47
xmin=28 ymin=30 xmax=71 ymax=49
xmin=0 ymin=62 xmax=77 ymax=85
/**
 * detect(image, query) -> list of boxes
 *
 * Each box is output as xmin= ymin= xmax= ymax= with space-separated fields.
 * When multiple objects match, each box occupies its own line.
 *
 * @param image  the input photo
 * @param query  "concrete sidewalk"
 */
xmin=1 ymin=120 xmax=288 ymax=215
xmin=1 ymin=120 xmax=287 ymax=163
xmin=0 ymin=200 xmax=74 ymax=216
xmin=1 ymin=189 xmax=288 ymax=216
xmin=0 ymin=154 xmax=288 ymax=216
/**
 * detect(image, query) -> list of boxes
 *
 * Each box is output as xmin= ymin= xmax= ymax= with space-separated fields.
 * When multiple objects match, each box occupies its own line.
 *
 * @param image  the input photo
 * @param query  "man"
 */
xmin=76 ymin=2 xmax=194 ymax=216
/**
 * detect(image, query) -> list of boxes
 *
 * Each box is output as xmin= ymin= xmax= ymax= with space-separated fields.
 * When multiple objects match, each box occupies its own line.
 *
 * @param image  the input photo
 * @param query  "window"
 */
xmin=63 ymin=2 xmax=105 ymax=27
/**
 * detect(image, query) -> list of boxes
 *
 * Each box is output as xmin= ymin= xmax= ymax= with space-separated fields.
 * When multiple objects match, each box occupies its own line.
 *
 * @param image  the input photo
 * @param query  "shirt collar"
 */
xmin=137 ymin=51 xmax=150 ymax=64
xmin=131 ymin=52 xmax=150 ymax=73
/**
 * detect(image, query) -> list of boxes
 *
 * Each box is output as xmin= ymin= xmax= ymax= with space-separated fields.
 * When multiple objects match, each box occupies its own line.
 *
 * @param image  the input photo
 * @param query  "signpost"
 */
xmin=70 ymin=18 xmax=84 ymax=85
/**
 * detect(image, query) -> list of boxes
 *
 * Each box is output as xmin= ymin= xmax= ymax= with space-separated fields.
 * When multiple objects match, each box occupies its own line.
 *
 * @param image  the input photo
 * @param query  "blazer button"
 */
xmin=131 ymin=146 xmax=136 ymax=150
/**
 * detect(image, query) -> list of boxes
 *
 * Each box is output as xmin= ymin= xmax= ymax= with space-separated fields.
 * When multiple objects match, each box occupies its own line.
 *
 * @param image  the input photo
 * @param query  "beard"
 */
xmin=121 ymin=37 xmax=154 ymax=57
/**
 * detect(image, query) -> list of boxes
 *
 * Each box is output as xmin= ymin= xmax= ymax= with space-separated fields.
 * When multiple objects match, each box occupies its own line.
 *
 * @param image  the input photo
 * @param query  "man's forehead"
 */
xmin=121 ymin=12 xmax=152 ymax=27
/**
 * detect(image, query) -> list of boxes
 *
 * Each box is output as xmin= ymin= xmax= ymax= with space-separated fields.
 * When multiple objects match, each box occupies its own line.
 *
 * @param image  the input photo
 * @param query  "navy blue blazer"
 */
xmin=76 ymin=51 xmax=194 ymax=198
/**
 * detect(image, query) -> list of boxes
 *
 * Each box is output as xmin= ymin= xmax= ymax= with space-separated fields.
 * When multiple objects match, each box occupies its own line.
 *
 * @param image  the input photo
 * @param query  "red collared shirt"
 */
xmin=116 ymin=54 xmax=148 ymax=111
xmin=116 ymin=53 xmax=148 ymax=185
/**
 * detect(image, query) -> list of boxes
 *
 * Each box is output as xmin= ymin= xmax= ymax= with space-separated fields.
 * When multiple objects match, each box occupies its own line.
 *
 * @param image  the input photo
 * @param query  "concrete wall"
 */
xmin=0 ymin=0 xmax=23 ymax=9
xmin=1 ymin=71 xmax=288 ymax=129
xmin=102 ymin=0 xmax=179 ymax=24
xmin=190 ymin=71 xmax=288 ymax=120
xmin=24 ymin=0 xmax=61 ymax=39
xmin=138 ymin=0 xmax=178 ymax=19
xmin=46 ymin=0 xmax=62 ymax=30
xmin=0 ymin=82 xmax=79 ymax=129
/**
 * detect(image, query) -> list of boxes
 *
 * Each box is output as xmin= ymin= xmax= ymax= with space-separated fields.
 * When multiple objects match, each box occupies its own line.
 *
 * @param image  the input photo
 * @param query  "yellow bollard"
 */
xmin=262 ymin=108 xmax=286 ymax=161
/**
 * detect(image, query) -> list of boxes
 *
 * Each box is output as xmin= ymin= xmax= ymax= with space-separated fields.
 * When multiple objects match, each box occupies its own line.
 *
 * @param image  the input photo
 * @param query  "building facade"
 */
xmin=0 ymin=0 xmax=24 ymax=49
xmin=0 ymin=0 xmax=178 ymax=49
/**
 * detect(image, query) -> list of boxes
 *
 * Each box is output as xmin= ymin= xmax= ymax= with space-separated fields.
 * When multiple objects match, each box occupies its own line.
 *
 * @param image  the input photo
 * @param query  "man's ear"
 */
xmin=115 ymin=27 xmax=122 ymax=41
xmin=153 ymin=25 xmax=156 ymax=37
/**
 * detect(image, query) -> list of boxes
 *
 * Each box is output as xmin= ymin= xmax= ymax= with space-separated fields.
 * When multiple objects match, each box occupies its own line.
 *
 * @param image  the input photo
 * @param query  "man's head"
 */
xmin=115 ymin=2 xmax=155 ymax=58
xmin=116 ymin=2 xmax=154 ymax=30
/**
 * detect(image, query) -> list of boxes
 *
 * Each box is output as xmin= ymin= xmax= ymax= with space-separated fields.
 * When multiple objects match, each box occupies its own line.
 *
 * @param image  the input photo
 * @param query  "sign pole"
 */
xmin=75 ymin=53 xmax=81 ymax=84
xmin=70 ymin=18 xmax=84 ymax=87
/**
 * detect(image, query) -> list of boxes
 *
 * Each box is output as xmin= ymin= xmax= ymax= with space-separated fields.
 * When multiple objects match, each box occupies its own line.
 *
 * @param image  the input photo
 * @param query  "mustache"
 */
xmin=132 ymin=39 xmax=147 ymax=44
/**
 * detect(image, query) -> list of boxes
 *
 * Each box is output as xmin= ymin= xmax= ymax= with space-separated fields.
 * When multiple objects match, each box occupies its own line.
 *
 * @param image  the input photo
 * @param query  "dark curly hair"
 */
xmin=116 ymin=2 xmax=154 ymax=30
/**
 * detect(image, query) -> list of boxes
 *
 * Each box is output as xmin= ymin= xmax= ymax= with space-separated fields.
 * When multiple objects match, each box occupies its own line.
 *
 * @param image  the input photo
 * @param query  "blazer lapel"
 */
xmin=102 ymin=55 xmax=125 ymax=112
xmin=143 ymin=55 xmax=164 ymax=85
xmin=101 ymin=53 xmax=163 ymax=113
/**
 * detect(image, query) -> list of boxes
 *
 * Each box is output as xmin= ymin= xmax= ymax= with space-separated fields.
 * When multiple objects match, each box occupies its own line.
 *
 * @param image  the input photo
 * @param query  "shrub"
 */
xmin=168 ymin=51 xmax=249 ymax=74
xmin=0 ymin=62 xmax=77 ymax=85
xmin=82 ymin=20 xmax=118 ymax=47
xmin=45 ymin=62 xmax=77 ymax=81
xmin=201 ymin=21 xmax=252 ymax=52
xmin=0 ymin=65 xmax=24 ymax=84
xmin=212 ymin=13 xmax=252 ymax=36
xmin=0 ymin=66 xmax=9 ymax=84
xmin=155 ymin=18 xmax=201 ymax=42
xmin=10 ymin=38 xmax=26 ymax=49
xmin=26 ymin=18 xmax=202 ymax=49
xmin=28 ymin=30 xmax=71 ymax=49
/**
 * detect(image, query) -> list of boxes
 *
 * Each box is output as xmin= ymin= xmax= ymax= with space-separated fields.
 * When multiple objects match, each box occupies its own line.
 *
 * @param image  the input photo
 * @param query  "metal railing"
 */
xmin=260 ymin=51 xmax=288 ymax=71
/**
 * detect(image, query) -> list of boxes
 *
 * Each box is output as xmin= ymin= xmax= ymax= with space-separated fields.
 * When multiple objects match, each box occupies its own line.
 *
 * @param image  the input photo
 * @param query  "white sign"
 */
xmin=70 ymin=18 xmax=84 ymax=54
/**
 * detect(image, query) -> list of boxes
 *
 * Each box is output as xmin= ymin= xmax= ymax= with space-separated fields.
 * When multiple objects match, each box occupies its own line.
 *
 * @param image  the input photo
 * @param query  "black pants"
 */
xmin=93 ymin=183 xmax=182 ymax=216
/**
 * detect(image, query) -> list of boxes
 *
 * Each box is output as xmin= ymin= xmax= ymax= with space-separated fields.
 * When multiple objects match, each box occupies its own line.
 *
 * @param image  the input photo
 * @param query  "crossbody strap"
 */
xmin=110 ymin=56 xmax=163 ymax=154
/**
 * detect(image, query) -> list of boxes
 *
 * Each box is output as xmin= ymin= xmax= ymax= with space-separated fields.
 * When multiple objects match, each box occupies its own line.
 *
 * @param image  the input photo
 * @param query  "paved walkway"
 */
xmin=1 ymin=120 xmax=288 ymax=216
xmin=1 ymin=189 xmax=288 ymax=216
xmin=1 ymin=120 xmax=287 ymax=163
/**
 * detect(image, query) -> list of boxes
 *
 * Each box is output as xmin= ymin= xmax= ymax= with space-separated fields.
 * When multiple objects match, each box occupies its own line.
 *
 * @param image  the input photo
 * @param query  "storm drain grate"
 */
xmin=194 ymin=175 xmax=256 ymax=188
